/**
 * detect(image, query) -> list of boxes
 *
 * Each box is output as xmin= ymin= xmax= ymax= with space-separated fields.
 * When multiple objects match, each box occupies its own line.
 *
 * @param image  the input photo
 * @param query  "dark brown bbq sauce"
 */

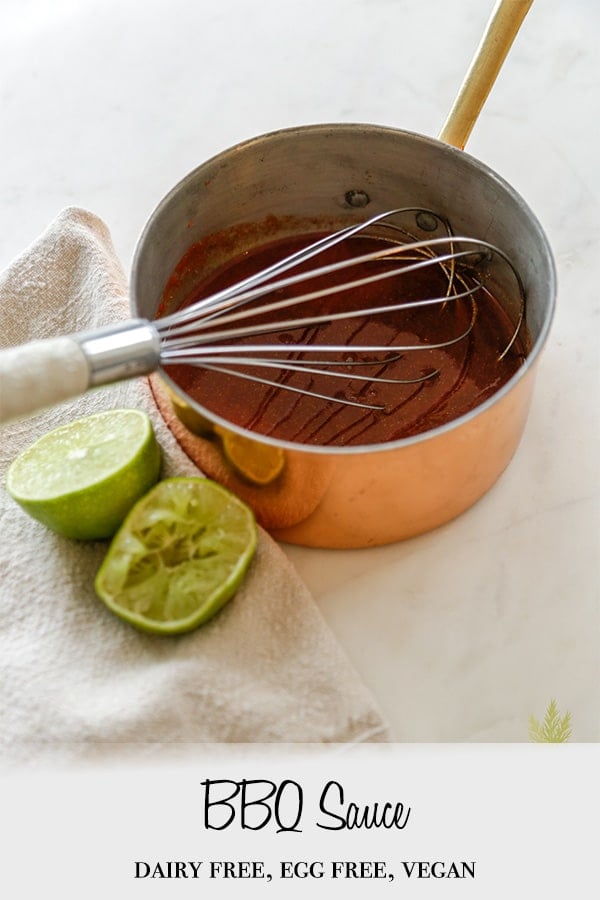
xmin=161 ymin=232 xmax=528 ymax=447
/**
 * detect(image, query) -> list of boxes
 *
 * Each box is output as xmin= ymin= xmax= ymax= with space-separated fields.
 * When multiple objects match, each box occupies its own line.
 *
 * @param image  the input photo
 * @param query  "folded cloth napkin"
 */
xmin=0 ymin=207 xmax=389 ymax=762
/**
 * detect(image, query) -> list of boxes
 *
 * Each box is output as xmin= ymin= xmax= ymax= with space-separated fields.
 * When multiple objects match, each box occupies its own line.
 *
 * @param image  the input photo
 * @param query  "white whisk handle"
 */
xmin=0 ymin=319 xmax=161 ymax=424
xmin=76 ymin=319 xmax=160 ymax=387
xmin=0 ymin=337 xmax=88 ymax=423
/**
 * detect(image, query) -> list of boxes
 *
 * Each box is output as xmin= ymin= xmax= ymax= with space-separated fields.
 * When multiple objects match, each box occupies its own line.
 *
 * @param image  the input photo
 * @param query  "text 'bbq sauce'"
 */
xmin=160 ymin=232 xmax=528 ymax=447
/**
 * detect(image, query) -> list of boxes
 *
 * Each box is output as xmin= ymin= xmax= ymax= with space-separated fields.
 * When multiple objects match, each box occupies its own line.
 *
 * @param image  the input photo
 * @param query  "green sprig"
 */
xmin=528 ymin=699 xmax=572 ymax=743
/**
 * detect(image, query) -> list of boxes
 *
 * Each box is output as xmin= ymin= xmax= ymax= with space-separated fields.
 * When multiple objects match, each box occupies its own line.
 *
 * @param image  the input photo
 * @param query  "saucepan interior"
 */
xmin=130 ymin=124 xmax=555 ymax=547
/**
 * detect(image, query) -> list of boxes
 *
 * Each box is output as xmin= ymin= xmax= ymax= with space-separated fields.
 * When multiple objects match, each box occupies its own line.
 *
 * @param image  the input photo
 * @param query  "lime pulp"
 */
xmin=94 ymin=477 xmax=257 ymax=634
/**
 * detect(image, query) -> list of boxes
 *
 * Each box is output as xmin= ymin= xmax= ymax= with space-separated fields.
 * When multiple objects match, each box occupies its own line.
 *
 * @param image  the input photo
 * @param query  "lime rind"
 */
xmin=94 ymin=477 xmax=257 ymax=634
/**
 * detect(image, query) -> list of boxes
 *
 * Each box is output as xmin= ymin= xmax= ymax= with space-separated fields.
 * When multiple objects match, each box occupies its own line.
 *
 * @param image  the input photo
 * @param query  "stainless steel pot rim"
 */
xmin=132 ymin=122 xmax=557 ymax=457
xmin=156 ymin=351 xmax=539 ymax=456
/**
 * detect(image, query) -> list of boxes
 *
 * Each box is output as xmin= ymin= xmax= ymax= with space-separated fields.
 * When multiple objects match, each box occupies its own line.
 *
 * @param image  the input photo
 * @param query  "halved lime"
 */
xmin=6 ymin=409 xmax=161 ymax=540
xmin=215 ymin=426 xmax=285 ymax=485
xmin=94 ymin=477 xmax=257 ymax=634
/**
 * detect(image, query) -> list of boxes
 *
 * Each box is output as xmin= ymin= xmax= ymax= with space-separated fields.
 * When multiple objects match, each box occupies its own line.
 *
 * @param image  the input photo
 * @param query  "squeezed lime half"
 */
xmin=94 ymin=477 xmax=257 ymax=634
xmin=6 ymin=409 xmax=161 ymax=540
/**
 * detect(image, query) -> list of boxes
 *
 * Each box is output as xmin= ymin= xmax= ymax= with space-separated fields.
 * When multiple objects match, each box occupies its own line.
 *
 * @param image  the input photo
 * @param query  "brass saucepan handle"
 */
xmin=439 ymin=0 xmax=534 ymax=150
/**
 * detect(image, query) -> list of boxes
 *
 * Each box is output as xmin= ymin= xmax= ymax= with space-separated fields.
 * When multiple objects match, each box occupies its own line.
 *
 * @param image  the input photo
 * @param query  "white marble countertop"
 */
xmin=1 ymin=0 xmax=597 ymax=741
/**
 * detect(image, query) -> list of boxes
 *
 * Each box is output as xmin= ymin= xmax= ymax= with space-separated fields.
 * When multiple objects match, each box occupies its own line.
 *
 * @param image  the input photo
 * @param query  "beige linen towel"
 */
xmin=0 ymin=208 xmax=389 ymax=762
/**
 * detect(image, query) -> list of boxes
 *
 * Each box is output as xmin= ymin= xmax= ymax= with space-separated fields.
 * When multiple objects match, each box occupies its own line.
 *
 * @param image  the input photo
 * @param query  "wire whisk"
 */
xmin=156 ymin=208 xmax=525 ymax=411
xmin=0 ymin=208 xmax=525 ymax=423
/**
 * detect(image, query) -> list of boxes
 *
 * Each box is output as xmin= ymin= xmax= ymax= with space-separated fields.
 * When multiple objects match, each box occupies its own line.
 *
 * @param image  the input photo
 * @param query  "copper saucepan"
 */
xmin=131 ymin=122 xmax=555 ymax=548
